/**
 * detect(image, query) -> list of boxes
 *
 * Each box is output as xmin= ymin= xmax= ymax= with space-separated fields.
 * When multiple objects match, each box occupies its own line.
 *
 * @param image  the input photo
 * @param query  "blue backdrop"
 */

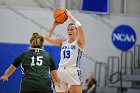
xmin=0 ymin=43 xmax=60 ymax=93
xmin=81 ymin=0 xmax=109 ymax=14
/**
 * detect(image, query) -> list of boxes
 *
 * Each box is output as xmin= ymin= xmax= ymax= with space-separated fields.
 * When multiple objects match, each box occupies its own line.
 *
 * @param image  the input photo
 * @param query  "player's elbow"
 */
xmin=44 ymin=36 xmax=49 ymax=41
xmin=44 ymin=34 xmax=51 ymax=41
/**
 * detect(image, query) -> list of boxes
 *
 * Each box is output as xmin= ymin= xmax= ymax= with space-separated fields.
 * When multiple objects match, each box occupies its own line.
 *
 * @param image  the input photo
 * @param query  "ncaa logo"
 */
xmin=112 ymin=25 xmax=136 ymax=51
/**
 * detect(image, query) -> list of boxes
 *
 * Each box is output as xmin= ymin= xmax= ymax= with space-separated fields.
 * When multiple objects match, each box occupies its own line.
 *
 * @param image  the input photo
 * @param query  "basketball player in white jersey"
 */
xmin=45 ymin=10 xmax=85 ymax=93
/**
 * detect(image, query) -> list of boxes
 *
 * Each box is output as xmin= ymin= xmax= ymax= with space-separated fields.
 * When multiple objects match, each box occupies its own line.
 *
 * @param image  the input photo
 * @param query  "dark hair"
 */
xmin=30 ymin=32 xmax=44 ymax=48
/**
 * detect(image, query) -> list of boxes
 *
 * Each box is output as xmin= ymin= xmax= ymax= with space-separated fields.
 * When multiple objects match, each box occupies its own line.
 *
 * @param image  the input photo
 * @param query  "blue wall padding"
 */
xmin=82 ymin=0 xmax=108 ymax=13
xmin=0 ymin=43 xmax=60 ymax=93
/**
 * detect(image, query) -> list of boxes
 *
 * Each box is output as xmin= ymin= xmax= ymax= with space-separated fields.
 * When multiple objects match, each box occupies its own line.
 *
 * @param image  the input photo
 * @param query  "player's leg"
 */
xmin=66 ymin=68 xmax=82 ymax=93
xmin=69 ymin=85 xmax=82 ymax=93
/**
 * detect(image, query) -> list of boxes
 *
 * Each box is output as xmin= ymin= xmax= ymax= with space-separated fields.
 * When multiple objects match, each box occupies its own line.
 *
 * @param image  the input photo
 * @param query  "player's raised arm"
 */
xmin=45 ymin=22 xmax=63 ymax=47
xmin=66 ymin=10 xmax=85 ymax=50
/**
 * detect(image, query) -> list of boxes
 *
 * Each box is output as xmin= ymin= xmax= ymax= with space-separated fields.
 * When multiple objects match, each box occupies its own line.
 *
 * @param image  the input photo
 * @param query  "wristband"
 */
xmin=74 ymin=21 xmax=82 ymax=28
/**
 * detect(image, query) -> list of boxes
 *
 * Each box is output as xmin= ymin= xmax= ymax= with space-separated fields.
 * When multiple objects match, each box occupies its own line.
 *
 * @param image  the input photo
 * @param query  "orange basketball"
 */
xmin=53 ymin=7 xmax=68 ymax=24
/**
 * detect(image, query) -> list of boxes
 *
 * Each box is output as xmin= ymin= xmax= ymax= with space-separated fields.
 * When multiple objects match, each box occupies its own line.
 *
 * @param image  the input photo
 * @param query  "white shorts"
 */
xmin=55 ymin=66 xmax=82 ymax=92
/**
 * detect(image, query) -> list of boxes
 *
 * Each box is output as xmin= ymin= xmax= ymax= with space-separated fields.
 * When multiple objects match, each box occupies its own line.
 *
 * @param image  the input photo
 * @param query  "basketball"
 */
xmin=53 ymin=7 xmax=68 ymax=24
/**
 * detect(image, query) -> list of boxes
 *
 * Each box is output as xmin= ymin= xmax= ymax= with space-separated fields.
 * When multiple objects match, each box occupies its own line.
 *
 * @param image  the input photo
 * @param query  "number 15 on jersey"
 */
xmin=31 ymin=56 xmax=43 ymax=66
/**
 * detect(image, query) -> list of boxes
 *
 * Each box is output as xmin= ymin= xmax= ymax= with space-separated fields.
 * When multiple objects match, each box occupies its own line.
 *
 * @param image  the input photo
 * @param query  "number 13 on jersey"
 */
xmin=63 ymin=50 xmax=70 ymax=58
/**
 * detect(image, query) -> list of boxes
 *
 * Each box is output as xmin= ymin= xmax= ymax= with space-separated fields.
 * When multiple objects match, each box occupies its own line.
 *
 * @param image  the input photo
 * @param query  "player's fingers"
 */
xmin=0 ymin=77 xmax=8 ymax=82
xmin=2 ymin=79 xmax=8 ymax=82
xmin=58 ymin=83 xmax=61 ymax=88
xmin=55 ymin=82 xmax=61 ymax=88
xmin=54 ymin=21 xmax=61 ymax=25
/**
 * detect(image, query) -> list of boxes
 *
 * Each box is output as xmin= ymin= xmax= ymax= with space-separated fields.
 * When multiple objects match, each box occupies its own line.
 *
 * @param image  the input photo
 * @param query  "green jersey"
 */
xmin=12 ymin=48 xmax=56 ymax=92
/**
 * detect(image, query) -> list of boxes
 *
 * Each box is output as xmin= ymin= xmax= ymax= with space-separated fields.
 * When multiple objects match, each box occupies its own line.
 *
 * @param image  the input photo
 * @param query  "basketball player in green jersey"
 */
xmin=0 ymin=32 xmax=60 ymax=93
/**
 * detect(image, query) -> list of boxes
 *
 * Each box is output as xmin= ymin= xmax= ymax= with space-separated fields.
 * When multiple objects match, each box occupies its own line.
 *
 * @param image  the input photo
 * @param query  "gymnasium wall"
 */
xmin=0 ymin=7 xmax=140 ymax=92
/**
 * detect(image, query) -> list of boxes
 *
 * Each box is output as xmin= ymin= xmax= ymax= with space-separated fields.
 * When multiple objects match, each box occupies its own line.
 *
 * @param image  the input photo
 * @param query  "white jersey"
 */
xmin=59 ymin=40 xmax=83 ymax=67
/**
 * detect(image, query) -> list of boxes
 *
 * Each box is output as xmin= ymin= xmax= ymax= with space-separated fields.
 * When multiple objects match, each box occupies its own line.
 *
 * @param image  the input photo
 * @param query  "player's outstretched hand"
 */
xmin=54 ymin=81 xmax=61 ymax=88
xmin=65 ymin=9 xmax=72 ymax=17
xmin=0 ymin=76 xmax=8 ymax=82
xmin=52 ymin=21 xmax=62 ymax=27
